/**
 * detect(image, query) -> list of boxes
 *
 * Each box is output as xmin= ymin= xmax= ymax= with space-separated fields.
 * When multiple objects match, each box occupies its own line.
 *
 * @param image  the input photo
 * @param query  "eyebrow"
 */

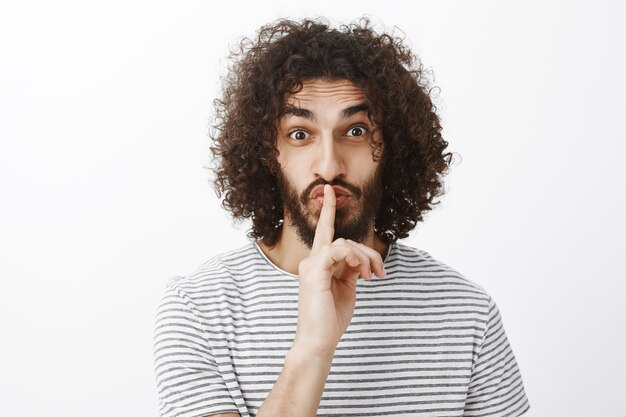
xmin=281 ymin=102 xmax=371 ymax=121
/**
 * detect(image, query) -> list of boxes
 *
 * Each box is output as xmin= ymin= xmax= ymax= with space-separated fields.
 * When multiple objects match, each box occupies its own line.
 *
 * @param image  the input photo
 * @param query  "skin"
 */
xmin=252 ymin=78 xmax=389 ymax=417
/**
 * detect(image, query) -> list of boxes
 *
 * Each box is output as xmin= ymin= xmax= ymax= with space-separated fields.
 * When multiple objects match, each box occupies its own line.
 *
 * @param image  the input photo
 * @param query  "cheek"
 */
xmin=277 ymin=158 xmax=306 ymax=192
xmin=276 ymin=147 xmax=302 ymax=170
xmin=350 ymin=151 xmax=379 ymax=174
xmin=278 ymin=150 xmax=309 ymax=177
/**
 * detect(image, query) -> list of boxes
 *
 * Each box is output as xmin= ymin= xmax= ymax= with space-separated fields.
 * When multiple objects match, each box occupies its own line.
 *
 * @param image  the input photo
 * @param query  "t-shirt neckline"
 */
xmin=253 ymin=240 xmax=396 ymax=280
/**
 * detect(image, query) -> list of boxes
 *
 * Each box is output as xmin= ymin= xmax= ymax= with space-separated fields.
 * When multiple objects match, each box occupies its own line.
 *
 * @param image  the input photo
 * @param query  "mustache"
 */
xmin=299 ymin=178 xmax=362 ymax=206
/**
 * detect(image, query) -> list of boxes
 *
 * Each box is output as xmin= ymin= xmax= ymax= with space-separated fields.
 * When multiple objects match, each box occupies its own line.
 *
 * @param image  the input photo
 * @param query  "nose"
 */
xmin=312 ymin=132 xmax=346 ymax=182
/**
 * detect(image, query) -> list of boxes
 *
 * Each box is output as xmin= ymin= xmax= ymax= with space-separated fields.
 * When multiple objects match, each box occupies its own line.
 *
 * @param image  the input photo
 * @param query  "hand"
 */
xmin=292 ymin=184 xmax=386 ymax=359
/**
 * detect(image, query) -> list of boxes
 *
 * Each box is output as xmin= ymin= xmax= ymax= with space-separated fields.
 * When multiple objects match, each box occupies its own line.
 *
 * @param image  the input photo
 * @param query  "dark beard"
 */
xmin=276 ymin=165 xmax=383 ymax=249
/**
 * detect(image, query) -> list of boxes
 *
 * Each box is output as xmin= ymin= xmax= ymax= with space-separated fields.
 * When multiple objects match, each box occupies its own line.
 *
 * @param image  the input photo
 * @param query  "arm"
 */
xmin=201 ymin=346 xmax=334 ymax=417
xmin=257 ymin=185 xmax=385 ymax=417
xmin=256 ymin=346 xmax=334 ymax=416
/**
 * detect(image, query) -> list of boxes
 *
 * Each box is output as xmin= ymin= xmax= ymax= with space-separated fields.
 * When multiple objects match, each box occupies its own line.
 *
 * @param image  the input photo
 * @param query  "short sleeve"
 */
xmin=153 ymin=280 xmax=239 ymax=417
xmin=463 ymin=296 xmax=531 ymax=416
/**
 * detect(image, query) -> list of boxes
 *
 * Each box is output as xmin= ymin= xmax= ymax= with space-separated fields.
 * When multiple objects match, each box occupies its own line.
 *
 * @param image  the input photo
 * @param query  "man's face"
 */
xmin=275 ymin=78 xmax=384 ymax=248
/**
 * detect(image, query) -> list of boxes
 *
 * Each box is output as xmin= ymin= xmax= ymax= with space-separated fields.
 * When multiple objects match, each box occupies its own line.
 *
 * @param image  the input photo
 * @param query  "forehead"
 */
xmin=285 ymin=78 xmax=366 ymax=105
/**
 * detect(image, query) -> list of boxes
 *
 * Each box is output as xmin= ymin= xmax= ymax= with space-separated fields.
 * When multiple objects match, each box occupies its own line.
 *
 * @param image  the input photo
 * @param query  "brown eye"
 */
xmin=289 ymin=130 xmax=309 ymax=140
xmin=347 ymin=126 xmax=368 ymax=137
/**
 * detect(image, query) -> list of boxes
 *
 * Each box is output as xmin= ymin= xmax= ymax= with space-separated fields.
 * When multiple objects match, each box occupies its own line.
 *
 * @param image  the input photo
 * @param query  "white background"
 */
xmin=1 ymin=1 xmax=625 ymax=416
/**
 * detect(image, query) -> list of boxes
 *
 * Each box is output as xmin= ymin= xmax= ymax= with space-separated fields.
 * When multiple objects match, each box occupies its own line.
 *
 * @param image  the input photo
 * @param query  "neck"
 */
xmin=257 ymin=222 xmax=389 ymax=276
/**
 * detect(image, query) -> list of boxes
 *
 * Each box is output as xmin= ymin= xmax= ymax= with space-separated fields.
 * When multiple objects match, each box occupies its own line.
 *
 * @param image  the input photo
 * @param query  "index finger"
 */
xmin=311 ymin=184 xmax=336 ymax=255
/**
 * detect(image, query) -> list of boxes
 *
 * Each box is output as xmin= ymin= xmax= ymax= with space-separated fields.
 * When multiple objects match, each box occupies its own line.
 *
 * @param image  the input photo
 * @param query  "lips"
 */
xmin=310 ymin=185 xmax=352 ymax=200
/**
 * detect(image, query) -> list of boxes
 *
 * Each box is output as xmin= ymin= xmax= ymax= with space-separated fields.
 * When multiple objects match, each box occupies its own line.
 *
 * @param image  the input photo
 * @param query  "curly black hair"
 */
xmin=209 ymin=17 xmax=455 ymax=246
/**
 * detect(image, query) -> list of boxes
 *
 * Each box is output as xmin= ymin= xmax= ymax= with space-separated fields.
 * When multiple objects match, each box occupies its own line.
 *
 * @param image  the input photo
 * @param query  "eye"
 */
xmin=288 ymin=129 xmax=310 ymax=141
xmin=346 ymin=125 xmax=369 ymax=138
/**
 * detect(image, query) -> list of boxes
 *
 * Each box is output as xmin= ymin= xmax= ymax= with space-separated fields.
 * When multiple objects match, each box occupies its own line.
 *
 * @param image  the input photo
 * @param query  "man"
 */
xmin=153 ymin=17 xmax=530 ymax=417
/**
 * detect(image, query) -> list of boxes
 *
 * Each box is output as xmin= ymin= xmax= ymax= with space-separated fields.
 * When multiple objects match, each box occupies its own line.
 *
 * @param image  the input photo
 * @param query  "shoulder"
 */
xmin=390 ymin=241 xmax=492 ymax=301
xmin=165 ymin=242 xmax=258 ymax=296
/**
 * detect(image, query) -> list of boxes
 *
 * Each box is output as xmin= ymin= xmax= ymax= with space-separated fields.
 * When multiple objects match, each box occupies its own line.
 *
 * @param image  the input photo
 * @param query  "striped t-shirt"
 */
xmin=153 ymin=240 xmax=530 ymax=417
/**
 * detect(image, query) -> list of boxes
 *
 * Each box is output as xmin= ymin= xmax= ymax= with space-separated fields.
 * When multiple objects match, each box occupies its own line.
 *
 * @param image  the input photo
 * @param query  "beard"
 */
xmin=275 ymin=164 xmax=383 ymax=249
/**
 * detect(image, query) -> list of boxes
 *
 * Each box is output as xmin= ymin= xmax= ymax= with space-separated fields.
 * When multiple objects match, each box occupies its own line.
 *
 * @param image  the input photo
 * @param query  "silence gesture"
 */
xmin=292 ymin=184 xmax=386 ymax=359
